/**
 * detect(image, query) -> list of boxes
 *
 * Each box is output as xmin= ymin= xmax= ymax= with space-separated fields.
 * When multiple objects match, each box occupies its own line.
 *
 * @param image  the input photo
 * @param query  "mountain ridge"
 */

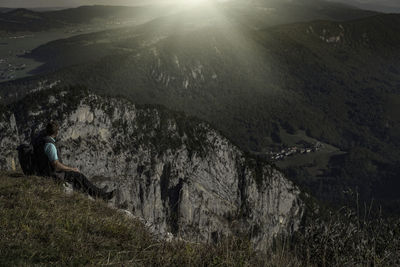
xmin=0 ymin=0 xmax=379 ymax=33
xmin=0 ymin=5 xmax=168 ymax=33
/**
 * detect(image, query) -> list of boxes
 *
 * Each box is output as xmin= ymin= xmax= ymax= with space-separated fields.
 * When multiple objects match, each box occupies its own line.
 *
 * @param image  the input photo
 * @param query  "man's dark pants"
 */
xmin=62 ymin=171 xmax=105 ymax=198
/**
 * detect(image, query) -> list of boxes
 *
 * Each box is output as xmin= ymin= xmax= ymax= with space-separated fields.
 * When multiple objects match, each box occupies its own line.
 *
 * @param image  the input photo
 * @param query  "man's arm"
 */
xmin=44 ymin=142 xmax=79 ymax=173
xmin=51 ymin=160 xmax=79 ymax=173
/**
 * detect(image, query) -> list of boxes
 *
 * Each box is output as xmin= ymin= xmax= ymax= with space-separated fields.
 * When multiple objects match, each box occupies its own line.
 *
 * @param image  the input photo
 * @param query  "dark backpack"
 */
xmin=17 ymin=133 xmax=58 ymax=177
xmin=17 ymin=144 xmax=36 ymax=175
xmin=33 ymin=135 xmax=57 ymax=177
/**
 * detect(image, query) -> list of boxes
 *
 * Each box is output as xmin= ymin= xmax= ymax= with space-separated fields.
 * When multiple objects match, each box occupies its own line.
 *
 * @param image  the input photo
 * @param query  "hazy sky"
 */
xmin=1 ymin=0 xmax=400 ymax=10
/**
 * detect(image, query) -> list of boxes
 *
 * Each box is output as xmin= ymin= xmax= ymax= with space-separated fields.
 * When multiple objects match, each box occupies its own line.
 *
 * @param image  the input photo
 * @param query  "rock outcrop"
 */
xmin=0 ymin=88 xmax=303 ymax=250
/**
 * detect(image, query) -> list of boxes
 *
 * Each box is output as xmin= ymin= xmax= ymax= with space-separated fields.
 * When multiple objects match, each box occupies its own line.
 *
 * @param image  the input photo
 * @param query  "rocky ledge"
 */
xmin=0 ymin=87 xmax=303 ymax=250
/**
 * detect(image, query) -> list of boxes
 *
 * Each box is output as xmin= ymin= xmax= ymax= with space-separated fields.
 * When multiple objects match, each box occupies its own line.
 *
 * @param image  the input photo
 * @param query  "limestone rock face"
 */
xmin=0 ymin=112 xmax=19 ymax=171
xmin=0 ymin=89 xmax=303 ymax=250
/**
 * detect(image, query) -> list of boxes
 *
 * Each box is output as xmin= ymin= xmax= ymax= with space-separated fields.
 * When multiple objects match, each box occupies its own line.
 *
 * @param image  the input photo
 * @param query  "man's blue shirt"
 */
xmin=44 ymin=137 xmax=58 ymax=162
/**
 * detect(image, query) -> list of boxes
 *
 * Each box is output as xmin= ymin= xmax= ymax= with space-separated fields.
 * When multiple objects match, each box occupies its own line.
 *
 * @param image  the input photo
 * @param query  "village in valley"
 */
xmin=270 ymin=141 xmax=323 ymax=161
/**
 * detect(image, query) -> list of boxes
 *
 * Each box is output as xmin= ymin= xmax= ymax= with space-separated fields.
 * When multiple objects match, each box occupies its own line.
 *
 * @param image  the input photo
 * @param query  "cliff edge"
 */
xmin=0 ymin=88 xmax=303 ymax=249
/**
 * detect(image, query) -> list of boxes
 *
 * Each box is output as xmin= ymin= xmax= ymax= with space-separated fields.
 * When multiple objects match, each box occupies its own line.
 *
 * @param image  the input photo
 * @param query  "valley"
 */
xmin=0 ymin=26 xmax=132 ymax=82
xmin=0 ymin=5 xmax=173 ymax=82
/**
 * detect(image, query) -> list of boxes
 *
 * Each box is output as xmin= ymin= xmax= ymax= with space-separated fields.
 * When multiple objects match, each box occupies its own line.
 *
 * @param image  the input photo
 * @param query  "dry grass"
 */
xmin=2 ymin=171 xmax=397 ymax=266
xmin=0 ymin=171 xmax=300 ymax=266
xmin=293 ymin=195 xmax=400 ymax=266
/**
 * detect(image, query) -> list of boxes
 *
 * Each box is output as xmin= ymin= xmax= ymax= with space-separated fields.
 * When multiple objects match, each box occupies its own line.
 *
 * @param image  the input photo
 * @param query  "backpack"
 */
xmin=16 ymin=133 xmax=58 ymax=176
xmin=17 ymin=144 xmax=36 ymax=175
xmin=34 ymin=135 xmax=58 ymax=177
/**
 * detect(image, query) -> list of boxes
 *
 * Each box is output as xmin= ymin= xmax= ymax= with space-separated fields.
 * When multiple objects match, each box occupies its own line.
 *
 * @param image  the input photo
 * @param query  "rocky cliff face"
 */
xmin=0 ymin=88 xmax=303 ymax=250
xmin=0 ymin=109 xmax=18 ymax=170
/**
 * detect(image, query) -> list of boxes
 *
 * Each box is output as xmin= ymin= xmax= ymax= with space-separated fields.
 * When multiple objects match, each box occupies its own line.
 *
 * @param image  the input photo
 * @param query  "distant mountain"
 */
xmin=0 ymin=5 xmax=169 ymax=33
xmin=20 ymin=0 xmax=380 ymax=73
xmin=0 ymin=8 xmax=14 ymax=13
xmin=28 ymin=7 xmax=72 ymax=12
xmin=328 ymin=0 xmax=400 ymax=13
xmin=0 ymin=0 xmax=378 ymax=33
xmin=225 ymin=0 xmax=378 ymax=28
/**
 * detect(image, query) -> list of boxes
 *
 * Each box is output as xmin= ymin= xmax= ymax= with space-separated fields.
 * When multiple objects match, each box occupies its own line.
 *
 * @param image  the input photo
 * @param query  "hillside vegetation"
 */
xmin=1 ymin=171 xmax=399 ymax=266
xmin=0 ymin=172 xmax=275 ymax=266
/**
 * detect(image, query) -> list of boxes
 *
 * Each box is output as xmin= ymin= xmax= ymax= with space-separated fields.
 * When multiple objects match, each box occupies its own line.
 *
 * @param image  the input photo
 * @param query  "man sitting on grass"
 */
xmin=34 ymin=121 xmax=115 ymax=201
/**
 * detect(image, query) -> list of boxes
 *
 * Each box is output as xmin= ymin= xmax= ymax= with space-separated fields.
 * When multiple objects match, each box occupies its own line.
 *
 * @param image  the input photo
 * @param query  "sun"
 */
xmin=178 ymin=0 xmax=211 ymax=7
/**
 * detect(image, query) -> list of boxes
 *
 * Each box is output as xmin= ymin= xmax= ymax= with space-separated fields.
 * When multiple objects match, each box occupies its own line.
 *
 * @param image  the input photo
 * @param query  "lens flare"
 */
xmin=178 ymin=0 xmax=211 ymax=7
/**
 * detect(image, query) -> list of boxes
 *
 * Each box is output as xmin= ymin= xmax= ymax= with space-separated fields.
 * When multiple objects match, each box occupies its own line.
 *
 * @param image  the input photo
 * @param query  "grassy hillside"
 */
xmin=0 ymin=171 xmax=304 ymax=266
xmin=1 ymin=171 xmax=399 ymax=266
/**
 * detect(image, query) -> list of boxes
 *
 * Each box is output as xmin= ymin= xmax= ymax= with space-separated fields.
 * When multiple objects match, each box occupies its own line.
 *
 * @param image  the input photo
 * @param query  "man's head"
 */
xmin=46 ymin=121 xmax=59 ymax=137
